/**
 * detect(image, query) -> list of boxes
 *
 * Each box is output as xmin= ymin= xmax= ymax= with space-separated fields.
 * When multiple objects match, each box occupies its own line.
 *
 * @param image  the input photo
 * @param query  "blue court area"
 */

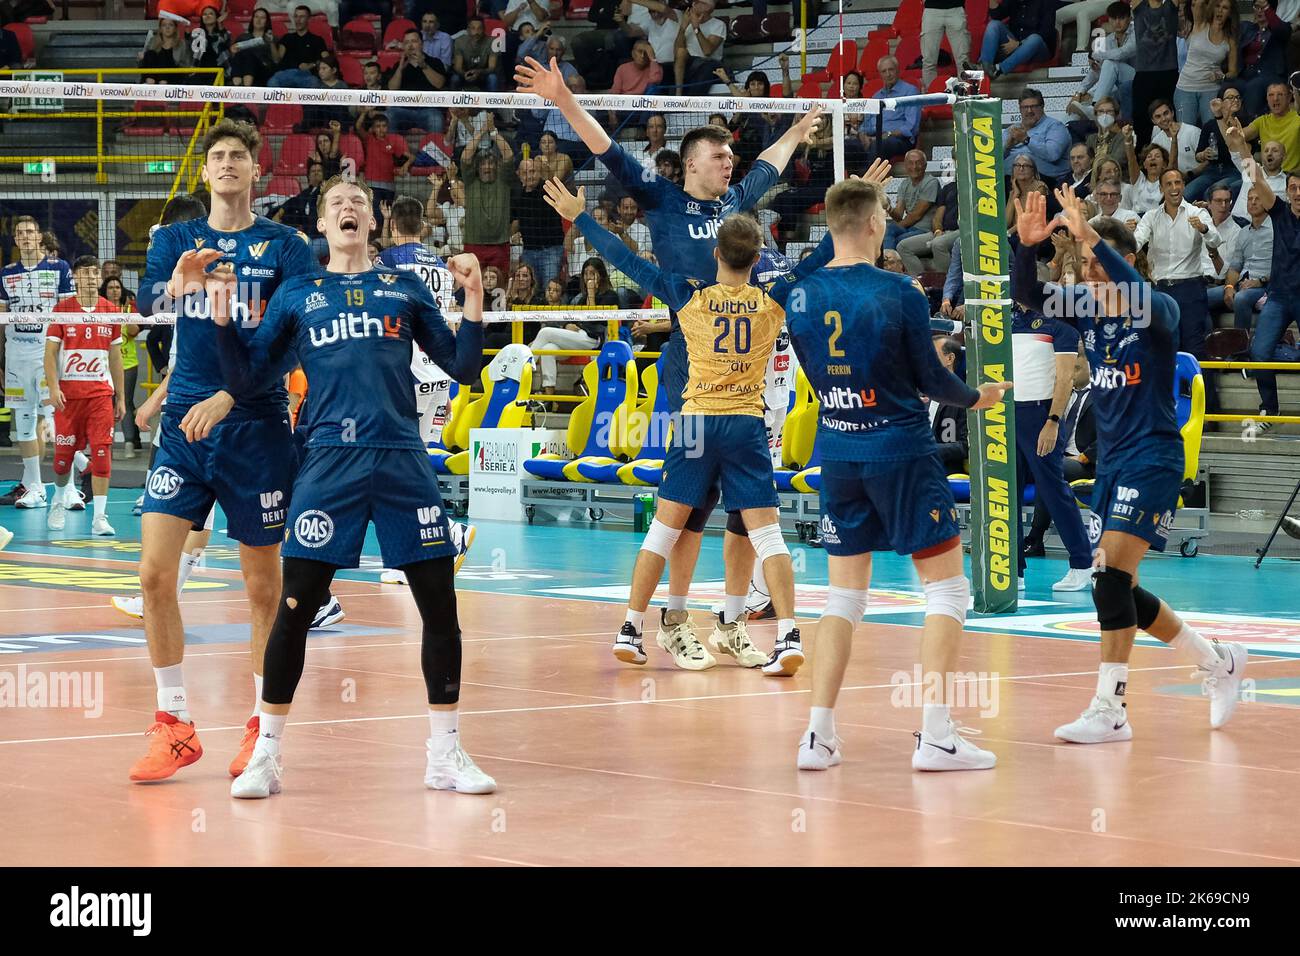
xmin=4 ymin=487 xmax=1300 ymax=661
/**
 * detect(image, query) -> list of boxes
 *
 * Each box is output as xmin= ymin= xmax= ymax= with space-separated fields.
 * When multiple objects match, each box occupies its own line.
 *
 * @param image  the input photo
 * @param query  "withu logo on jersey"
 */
xmin=309 ymin=311 xmax=401 ymax=347
xmin=817 ymin=386 xmax=877 ymax=409
xmin=1091 ymin=362 xmax=1141 ymax=390
xmin=688 ymin=219 xmax=721 ymax=241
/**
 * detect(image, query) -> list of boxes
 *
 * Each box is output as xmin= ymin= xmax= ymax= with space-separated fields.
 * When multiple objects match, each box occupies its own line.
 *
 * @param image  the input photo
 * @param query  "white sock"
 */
xmin=809 ymin=706 xmax=835 ymax=740
xmin=73 ymin=450 xmax=89 ymax=473
xmin=625 ymin=608 xmax=645 ymax=634
xmin=428 ymin=708 xmax=459 ymax=753
xmin=21 ymin=455 xmax=41 ymax=489
xmin=253 ymin=710 xmax=286 ymax=756
xmin=1169 ymin=623 xmax=1222 ymax=671
xmin=778 ymin=618 xmax=796 ymax=641
xmin=153 ymin=664 xmax=190 ymax=721
xmin=922 ymin=703 xmax=951 ymax=739
xmin=93 ymin=494 xmax=107 ymax=520
xmin=723 ymin=593 xmax=746 ymax=624
xmin=667 ymin=594 xmax=687 ymax=612
xmin=253 ymin=674 xmax=264 ymax=718
xmin=176 ymin=550 xmax=203 ymax=598
xmin=1097 ymin=662 xmax=1129 ymax=708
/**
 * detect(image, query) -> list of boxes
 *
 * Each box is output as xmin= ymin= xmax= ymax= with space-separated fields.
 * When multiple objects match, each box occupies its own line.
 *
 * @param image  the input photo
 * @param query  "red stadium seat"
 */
xmin=257 ymin=139 xmax=274 ymax=172
xmin=270 ymin=13 xmax=289 ymax=37
xmin=566 ymin=0 xmax=592 ymax=19
xmin=339 ymin=132 xmax=365 ymax=170
xmin=382 ymin=17 xmax=416 ymax=49
xmin=923 ymin=75 xmax=953 ymax=121
xmin=263 ymin=103 xmax=303 ymax=133
xmin=308 ymin=13 xmax=335 ymax=50
xmin=824 ymin=39 xmax=857 ymax=82
xmin=337 ymin=53 xmax=364 ymax=86
xmin=276 ymin=133 xmax=315 ymax=175
xmin=2 ymin=23 xmax=34 ymax=63
xmin=226 ymin=0 xmax=257 ymax=17
xmin=125 ymin=99 xmax=167 ymax=137
xmin=265 ymin=174 xmax=303 ymax=200
xmin=340 ymin=19 xmax=377 ymax=52
xmin=377 ymin=50 xmax=401 ymax=72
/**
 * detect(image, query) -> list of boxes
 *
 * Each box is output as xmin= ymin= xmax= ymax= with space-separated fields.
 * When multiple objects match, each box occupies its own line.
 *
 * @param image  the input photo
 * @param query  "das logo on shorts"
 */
xmin=294 ymin=509 xmax=334 ymax=548
xmin=147 ymin=467 xmax=184 ymax=500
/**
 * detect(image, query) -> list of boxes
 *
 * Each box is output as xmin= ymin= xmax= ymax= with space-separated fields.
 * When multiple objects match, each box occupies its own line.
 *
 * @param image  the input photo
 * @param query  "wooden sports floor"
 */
xmin=2 ymin=494 xmax=1298 ymax=867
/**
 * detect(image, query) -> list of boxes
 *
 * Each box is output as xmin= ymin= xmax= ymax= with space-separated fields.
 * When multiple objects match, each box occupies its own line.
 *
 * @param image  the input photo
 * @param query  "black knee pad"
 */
xmin=725 ymin=509 xmax=746 ymax=535
xmin=262 ymin=558 xmax=337 ymax=705
xmin=402 ymin=558 xmax=463 ymax=705
xmin=1132 ymin=585 xmax=1161 ymax=631
xmin=1091 ymin=566 xmax=1136 ymax=631
xmin=684 ymin=485 xmax=720 ymax=533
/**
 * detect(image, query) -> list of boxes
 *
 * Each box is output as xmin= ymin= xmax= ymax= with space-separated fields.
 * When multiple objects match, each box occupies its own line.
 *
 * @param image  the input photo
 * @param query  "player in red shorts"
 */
xmin=44 ymin=255 xmax=126 ymax=537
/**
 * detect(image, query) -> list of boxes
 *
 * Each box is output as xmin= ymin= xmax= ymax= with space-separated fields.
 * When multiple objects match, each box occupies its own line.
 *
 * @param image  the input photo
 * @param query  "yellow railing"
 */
xmin=1201 ymin=360 xmax=1300 ymax=424
xmin=0 ymin=68 xmax=224 ymax=187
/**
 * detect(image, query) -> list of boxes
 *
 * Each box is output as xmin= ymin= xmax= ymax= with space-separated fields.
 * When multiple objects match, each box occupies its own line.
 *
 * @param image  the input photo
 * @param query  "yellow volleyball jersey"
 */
xmin=678 ymin=281 xmax=787 ymax=416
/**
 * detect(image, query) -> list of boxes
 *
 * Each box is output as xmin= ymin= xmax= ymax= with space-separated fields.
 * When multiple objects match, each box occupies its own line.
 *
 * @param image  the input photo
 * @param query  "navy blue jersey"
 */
xmin=1012 ymin=240 xmax=1181 ymax=469
xmin=1266 ymin=198 xmax=1300 ymax=298
xmin=785 ymin=264 xmax=980 ymax=463
xmin=141 ymin=216 xmax=316 ymax=420
xmin=597 ymin=142 xmax=779 ymax=318
xmin=217 ymin=267 xmax=483 ymax=451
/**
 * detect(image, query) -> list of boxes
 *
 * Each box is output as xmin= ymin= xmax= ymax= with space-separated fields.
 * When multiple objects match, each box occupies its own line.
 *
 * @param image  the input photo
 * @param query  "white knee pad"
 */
xmin=640 ymin=518 xmax=683 ymax=558
xmin=823 ymin=586 xmax=870 ymax=624
xmin=924 ymin=575 xmax=970 ymax=625
xmin=748 ymin=523 xmax=789 ymax=563
xmin=12 ymin=406 xmax=38 ymax=442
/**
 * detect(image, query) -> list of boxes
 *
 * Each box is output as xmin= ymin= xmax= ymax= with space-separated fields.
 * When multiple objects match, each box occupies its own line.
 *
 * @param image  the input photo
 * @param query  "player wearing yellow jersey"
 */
xmin=546 ymin=178 xmax=832 ymax=674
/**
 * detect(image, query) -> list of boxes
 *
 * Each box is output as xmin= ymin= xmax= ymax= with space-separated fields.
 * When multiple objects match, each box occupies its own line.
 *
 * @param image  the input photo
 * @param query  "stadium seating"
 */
xmin=275 ymin=133 xmax=315 ymax=175
xmin=381 ymin=17 xmax=416 ymax=50
xmin=426 ymin=380 xmax=471 ymax=470
xmin=439 ymin=345 xmax=536 ymax=475
xmin=263 ymin=103 xmax=304 ymax=134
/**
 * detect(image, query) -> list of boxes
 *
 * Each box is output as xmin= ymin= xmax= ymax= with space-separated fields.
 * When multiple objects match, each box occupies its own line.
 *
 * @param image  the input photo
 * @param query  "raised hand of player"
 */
xmin=1053 ymin=183 xmax=1101 ymax=248
xmin=851 ymin=156 xmax=894 ymax=189
xmin=1013 ymin=191 xmax=1059 ymax=246
xmin=167 ymin=248 xmax=224 ymax=301
xmin=793 ymin=104 xmax=825 ymax=144
xmin=514 ymin=56 xmax=567 ymax=101
xmin=180 ymin=389 xmax=234 ymax=443
xmin=542 ymin=177 xmax=586 ymax=222
xmin=447 ymin=253 xmax=483 ymax=295
xmin=972 ymin=381 xmax=1013 ymax=411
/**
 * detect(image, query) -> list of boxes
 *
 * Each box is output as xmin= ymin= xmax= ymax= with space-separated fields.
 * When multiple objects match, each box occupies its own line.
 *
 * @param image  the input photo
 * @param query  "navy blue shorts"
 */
xmin=818 ymin=454 xmax=961 ymax=556
xmin=661 ymin=331 xmax=687 ymax=416
xmin=282 ymin=445 xmax=455 ymax=568
xmin=659 ymin=414 xmax=778 ymax=512
xmin=143 ymin=413 xmax=296 ymax=547
xmin=1090 ymin=461 xmax=1182 ymax=553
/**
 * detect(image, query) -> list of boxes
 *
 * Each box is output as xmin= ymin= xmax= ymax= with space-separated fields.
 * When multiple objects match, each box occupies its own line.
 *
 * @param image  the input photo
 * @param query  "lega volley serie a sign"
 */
xmin=954 ymin=98 xmax=1017 ymax=613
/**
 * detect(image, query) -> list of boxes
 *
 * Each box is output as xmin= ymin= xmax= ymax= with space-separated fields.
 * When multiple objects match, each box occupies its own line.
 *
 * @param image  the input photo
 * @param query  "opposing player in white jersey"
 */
xmin=1 ymin=215 xmax=74 ymax=509
xmin=375 ymin=195 xmax=477 ymax=584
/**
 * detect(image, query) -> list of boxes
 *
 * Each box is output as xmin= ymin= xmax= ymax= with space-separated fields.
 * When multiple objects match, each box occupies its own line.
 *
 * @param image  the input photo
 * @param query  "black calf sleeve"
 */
xmin=1132 ymin=586 xmax=1161 ymax=631
xmin=684 ymin=485 xmax=720 ymax=533
xmin=261 ymin=558 xmax=337 ymax=705
xmin=401 ymin=557 xmax=462 ymax=705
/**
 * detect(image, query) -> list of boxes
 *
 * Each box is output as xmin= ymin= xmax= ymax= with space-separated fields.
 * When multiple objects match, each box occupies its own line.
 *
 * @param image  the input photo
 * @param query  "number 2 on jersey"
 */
xmin=825 ymin=310 xmax=845 ymax=357
xmin=712 ymin=315 xmax=751 ymax=354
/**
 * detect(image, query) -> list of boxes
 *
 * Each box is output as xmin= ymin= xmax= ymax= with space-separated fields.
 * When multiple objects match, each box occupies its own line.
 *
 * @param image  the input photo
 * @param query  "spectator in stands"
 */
xmin=622 ymin=0 xmax=679 ymax=77
xmin=1202 ymin=181 xmax=1241 ymax=287
xmin=1150 ymin=98 xmax=1203 ymax=174
xmin=544 ymin=278 xmax=566 ymax=306
xmin=1056 ymin=1 xmax=1111 ymax=54
xmin=611 ymin=39 xmax=663 ymax=98
xmin=1242 ymin=80 xmax=1300 ymax=172
xmin=511 ymin=157 xmax=566 ymax=285
xmin=1006 ymin=88 xmax=1071 ymax=183
xmin=930 ymin=335 xmax=970 ymax=473
xmin=1237 ymin=0 xmax=1291 ymax=116
xmin=979 ymin=0 xmax=1057 ymax=80
xmin=527 ymin=266 xmax=608 ymax=395
xmin=1238 ymin=159 xmax=1300 ymax=428
xmin=424 ymin=164 xmax=465 ymax=256
xmin=1215 ymin=185 xmax=1274 ymax=330
xmin=229 ymin=8 xmax=276 ymax=87
xmin=309 ymin=121 xmax=345 ymax=179
xmin=446 ymin=107 xmax=491 ymax=153
xmin=461 ymin=121 xmax=516 ymax=274
xmin=673 ymin=0 xmax=726 ymax=95
xmin=564 ymin=206 xmax=614 ymax=277
xmin=273 ymin=161 xmax=329 ymax=260
xmin=1125 ymin=143 xmax=1170 ymax=213
xmin=505 ymin=0 xmax=551 ymax=36
xmin=537 ymin=130 xmax=575 ymax=184
xmin=1064 ymin=142 xmax=1095 ymax=198
xmin=138 ymin=16 xmax=193 ymax=84
xmin=1133 ymin=167 xmax=1220 ymax=359
xmin=453 ymin=16 xmax=500 ymax=91
xmin=1175 ymin=0 xmax=1238 ymax=126
xmin=1222 ymin=120 xmax=1284 ymax=217
xmin=1084 ymin=97 xmax=1138 ymax=182
xmin=1186 ymin=87 xmax=1248 ymax=200
xmin=884 ymin=149 xmax=938 ymax=251
xmin=1073 ymin=4 xmax=1134 ymax=122
xmin=898 ymin=158 xmax=960 ymax=275
xmin=572 ymin=257 xmax=619 ymax=310
xmin=1089 ymin=176 xmax=1140 ymax=229
xmin=300 ymin=53 xmax=352 ymax=130
xmin=537 ymin=74 xmax=593 ymax=166
xmin=573 ymin=0 xmax=633 ymax=89
xmin=921 ymin=0 xmax=971 ymax=89
xmin=506 ymin=263 xmax=545 ymax=309
xmin=718 ymin=67 xmax=791 ymax=173
xmin=106 ymin=280 xmax=143 ymax=459
xmin=419 ymin=12 xmax=452 ymax=67
xmin=1099 ymin=0 xmax=1179 ymax=150
xmin=268 ymin=5 xmax=327 ymax=88
xmin=1007 ymin=154 xmax=1050 ymax=238
xmin=355 ymin=112 xmax=410 ymax=227
xmin=1022 ymin=345 xmax=1094 ymax=556
xmin=617 ymin=112 xmax=668 ymax=168
xmin=770 ymin=114 xmax=836 ymax=243
xmin=386 ymin=28 xmax=448 ymax=133
xmin=347 ymin=59 xmax=385 ymax=129
xmin=655 ymin=147 xmax=683 ymax=184
xmin=865 ymin=56 xmax=921 ymax=161
xmin=880 ymin=250 xmax=907 ymax=274
xmin=193 ymin=5 xmax=232 ymax=80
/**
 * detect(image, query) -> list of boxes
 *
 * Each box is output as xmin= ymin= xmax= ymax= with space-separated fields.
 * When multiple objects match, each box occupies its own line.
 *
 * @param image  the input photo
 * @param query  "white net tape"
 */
xmin=0 ymin=308 xmax=668 ymax=326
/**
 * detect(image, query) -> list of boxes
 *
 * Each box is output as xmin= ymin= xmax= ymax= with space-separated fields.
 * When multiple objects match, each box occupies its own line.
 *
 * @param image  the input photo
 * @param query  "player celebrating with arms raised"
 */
xmin=209 ymin=176 xmax=491 ymax=798
xmin=783 ymin=178 xmax=1012 ymax=773
xmin=1015 ymin=187 xmax=1248 ymax=741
